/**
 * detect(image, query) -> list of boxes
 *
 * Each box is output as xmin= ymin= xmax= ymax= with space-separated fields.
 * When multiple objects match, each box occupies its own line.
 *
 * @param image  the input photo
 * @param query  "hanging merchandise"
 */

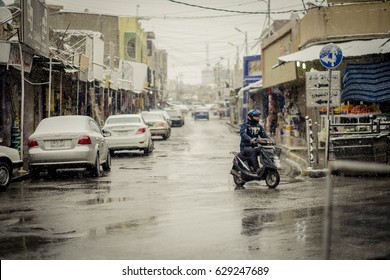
xmin=11 ymin=116 xmax=21 ymax=153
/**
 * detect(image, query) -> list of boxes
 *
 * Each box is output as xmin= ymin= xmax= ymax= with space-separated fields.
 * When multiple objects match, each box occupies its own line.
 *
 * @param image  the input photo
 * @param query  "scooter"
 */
xmin=230 ymin=138 xmax=280 ymax=189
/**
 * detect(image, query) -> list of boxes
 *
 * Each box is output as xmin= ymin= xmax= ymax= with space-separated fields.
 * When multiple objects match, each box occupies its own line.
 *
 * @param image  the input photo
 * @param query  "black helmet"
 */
xmin=247 ymin=109 xmax=261 ymax=124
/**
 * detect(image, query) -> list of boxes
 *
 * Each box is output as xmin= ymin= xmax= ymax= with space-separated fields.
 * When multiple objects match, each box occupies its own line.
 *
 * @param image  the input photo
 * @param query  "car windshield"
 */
xmin=142 ymin=113 xmax=164 ymax=122
xmin=35 ymin=117 xmax=87 ymax=133
xmin=106 ymin=117 xmax=141 ymax=125
xmin=166 ymin=110 xmax=181 ymax=117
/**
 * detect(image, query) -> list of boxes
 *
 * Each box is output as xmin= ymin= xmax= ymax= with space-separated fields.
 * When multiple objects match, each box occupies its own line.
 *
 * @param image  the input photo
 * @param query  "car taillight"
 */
xmin=136 ymin=127 xmax=146 ymax=134
xmin=28 ymin=139 xmax=38 ymax=148
xmin=78 ymin=135 xmax=92 ymax=145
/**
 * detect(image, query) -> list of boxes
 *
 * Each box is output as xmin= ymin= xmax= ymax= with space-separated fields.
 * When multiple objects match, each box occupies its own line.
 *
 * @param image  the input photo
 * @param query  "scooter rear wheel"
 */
xmin=233 ymin=175 xmax=245 ymax=187
xmin=265 ymin=170 xmax=280 ymax=188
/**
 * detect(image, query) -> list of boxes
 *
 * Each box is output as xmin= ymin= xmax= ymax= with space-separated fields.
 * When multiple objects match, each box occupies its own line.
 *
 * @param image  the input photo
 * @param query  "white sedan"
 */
xmin=102 ymin=114 xmax=154 ymax=156
xmin=28 ymin=115 xmax=111 ymax=178
xmin=0 ymin=146 xmax=23 ymax=190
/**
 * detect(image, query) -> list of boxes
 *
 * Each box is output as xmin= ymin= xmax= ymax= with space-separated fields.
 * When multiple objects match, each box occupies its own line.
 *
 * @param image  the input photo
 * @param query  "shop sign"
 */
xmin=306 ymin=71 xmax=341 ymax=107
xmin=8 ymin=44 xmax=33 ymax=73
xmin=21 ymin=0 xmax=49 ymax=57
xmin=0 ymin=41 xmax=10 ymax=64
xmin=243 ymin=55 xmax=262 ymax=84
xmin=74 ymin=54 xmax=90 ymax=82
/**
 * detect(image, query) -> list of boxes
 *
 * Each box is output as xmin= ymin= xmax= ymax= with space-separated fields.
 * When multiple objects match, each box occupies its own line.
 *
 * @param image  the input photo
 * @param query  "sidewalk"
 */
xmin=227 ymin=121 xmax=327 ymax=178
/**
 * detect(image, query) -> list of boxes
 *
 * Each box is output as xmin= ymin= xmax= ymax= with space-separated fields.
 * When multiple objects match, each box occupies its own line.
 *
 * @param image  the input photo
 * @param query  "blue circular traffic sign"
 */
xmin=319 ymin=43 xmax=343 ymax=69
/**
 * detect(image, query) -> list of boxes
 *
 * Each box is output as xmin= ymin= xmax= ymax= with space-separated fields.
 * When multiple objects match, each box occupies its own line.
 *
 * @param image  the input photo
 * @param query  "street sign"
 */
xmin=319 ymin=43 xmax=343 ymax=69
xmin=306 ymin=71 xmax=341 ymax=108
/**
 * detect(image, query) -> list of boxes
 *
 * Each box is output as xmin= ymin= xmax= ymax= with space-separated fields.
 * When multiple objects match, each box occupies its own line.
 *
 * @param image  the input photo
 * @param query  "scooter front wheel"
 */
xmin=265 ymin=170 xmax=280 ymax=188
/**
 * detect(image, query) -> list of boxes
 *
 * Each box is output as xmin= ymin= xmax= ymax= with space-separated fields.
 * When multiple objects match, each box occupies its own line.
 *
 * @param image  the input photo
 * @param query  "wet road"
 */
xmin=0 ymin=114 xmax=389 ymax=260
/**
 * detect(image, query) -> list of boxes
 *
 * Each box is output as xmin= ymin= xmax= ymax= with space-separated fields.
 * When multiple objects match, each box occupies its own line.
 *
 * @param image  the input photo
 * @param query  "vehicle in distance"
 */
xmin=151 ymin=109 xmax=172 ymax=126
xmin=141 ymin=111 xmax=171 ymax=140
xmin=0 ymin=146 xmax=23 ymax=190
xmin=28 ymin=115 xmax=111 ymax=178
xmin=102 ymin=114 xmax=154 ymax=156
xmin=194 ymin=106 xmax=210 ymax=120
xmin=165 ymin=108 xmax=185 ymax=127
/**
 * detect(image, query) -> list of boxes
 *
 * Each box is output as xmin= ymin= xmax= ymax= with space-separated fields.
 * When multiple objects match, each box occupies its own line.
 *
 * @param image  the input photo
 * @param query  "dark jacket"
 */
xmin=239 ymin=121 xmax=269 ymax=151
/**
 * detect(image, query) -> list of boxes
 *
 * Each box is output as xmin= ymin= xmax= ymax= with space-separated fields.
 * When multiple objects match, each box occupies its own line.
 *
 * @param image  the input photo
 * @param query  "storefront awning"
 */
xmin=277 ymin=38 xmax=390 ymax=64
xmin=342 ymin=60 xmax=390 ymax=102
xmin=237 ymin=79 xmax=263 ymax=96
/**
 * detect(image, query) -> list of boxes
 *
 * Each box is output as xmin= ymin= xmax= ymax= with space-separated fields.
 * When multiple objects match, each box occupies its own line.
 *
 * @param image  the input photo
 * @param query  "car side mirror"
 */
xmin=102 ymin=130 xmax=111 ymax=137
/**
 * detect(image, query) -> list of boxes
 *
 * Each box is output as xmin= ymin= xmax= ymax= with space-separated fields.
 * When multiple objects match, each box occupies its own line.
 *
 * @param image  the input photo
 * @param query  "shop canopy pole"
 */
xmin=18 ymin=43 xmax=25 ymax=163
xmin=48 ymin=57 xmax=52 ymax=117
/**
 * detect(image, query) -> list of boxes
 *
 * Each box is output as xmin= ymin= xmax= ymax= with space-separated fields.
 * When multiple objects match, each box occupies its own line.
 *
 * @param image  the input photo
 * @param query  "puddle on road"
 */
xmin=240 ymin=206 xmax=324 ymax=238
xmin=79 ymin=196 xmax=134 ymax=205
xmin=104 ymin=216 xmax=158 ymax=234
xmin=241 ymin=210 xmax=277 ymax=236
xmin=119 ymin=166 xmax=152 ymax=170
xmin=27 ymin=181 xmax=111 ymax=192
xmin=0 ymin=236 xmax=65 ymax=259
xmin=0 ymin=207 xmax=35 ymax=215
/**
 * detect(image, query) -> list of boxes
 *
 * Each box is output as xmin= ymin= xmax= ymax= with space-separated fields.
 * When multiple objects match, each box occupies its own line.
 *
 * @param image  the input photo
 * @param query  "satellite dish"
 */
xmin=0 ymin=1 xmax=5 ymax=8
xmin=0 ymin=7 xmax=13 ymax=29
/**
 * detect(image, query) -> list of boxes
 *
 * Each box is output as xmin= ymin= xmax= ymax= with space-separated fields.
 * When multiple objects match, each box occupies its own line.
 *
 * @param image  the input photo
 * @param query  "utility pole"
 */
xmin=235 ymin=27 xmax=248 ymax=56
xmin=267 ymin=0 xmax=271 ymax=38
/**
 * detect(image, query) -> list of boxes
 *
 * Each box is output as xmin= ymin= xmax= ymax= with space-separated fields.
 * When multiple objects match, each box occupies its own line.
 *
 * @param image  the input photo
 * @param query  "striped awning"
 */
xmin=342 ymin=60 xmax=390 ymax=102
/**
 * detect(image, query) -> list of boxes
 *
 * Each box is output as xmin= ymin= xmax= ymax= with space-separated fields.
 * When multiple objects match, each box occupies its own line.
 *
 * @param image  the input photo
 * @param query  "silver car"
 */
xmin=141 ymin=112 xmax=171 ymax=140
xmin=28 ymin=115 xmax=111 ymax=177
xmin=102 ymin=114 xmax=154 ymax=156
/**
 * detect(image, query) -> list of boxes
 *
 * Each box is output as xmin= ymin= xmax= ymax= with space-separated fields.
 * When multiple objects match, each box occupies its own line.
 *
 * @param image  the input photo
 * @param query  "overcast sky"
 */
xmin=5 ymin=0 xmax=310 ymax=84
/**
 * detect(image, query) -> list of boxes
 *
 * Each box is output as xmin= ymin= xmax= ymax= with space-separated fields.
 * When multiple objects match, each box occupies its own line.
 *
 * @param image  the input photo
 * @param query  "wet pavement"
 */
xmin=0 ymin=115 xmax=389 ymax=260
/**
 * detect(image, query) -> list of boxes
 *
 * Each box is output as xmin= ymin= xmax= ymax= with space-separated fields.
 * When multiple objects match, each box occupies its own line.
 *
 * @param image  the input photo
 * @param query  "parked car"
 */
xmin=0 ymin=146 xmax=23 ymax=190
xmin=151 ymin=110 xmax=172 ymax=126
xmin=194 ymin=106 xmax=210 ymax=120
xmin=165 ymin=108 xmax=185 ymax=127
xmin=102 ymin=114 xmax=154 ymax=156
xmin=141 ymin=111 xmax=171 ymax=140
xmin=28 ymin=115 xmax=111 ymax=178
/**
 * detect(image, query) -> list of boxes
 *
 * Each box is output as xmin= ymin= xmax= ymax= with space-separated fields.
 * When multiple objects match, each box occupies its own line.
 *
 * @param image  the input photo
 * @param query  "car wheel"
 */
xmin=0 ymin=161 xmax=12 ymax=191
xmin=163 ymin=130 xmax=170 ymax=140
xmin=89 ymin=153 xmax=100 ymax=177
xmin=144 ymin=140 xmax=154 ymax=155
xmin=109 ymin=149 xmax=115 ymax=157
xmin=102 ymin=151 xmax=111 ymax=172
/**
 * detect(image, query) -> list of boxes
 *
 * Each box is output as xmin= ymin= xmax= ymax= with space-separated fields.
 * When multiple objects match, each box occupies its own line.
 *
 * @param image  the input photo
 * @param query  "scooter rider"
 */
xmin=239 ymin=109 xmax=270 ymax=175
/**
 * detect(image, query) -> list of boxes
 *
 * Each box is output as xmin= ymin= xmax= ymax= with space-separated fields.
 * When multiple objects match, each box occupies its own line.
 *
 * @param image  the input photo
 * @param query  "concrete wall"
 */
xmin=262 ymin=20 xmax=300 ymax=88
xmin=300 ymin=2 xmax=390 ymax=48
xmin=261 ymin=1 xmax=390 ymax=88
xmin=118 ymin=17 xmax=148 ymax=64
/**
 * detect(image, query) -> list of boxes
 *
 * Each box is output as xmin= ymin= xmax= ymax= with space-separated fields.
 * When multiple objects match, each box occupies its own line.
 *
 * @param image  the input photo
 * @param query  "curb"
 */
xmin=12 ymin=169 xmax=30 ymax=182
xmin=281 ymin=147 xmax=327 ymax=178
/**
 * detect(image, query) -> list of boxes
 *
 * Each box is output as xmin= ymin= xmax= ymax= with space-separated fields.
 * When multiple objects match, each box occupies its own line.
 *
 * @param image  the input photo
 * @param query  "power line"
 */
xmin=167 ymin=0 xmax=305 ymax=15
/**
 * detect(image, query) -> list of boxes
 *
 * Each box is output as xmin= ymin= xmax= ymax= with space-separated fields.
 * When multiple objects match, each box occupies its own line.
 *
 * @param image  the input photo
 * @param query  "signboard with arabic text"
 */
xmin=305 ymin=71 xmax=341 ymax=108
